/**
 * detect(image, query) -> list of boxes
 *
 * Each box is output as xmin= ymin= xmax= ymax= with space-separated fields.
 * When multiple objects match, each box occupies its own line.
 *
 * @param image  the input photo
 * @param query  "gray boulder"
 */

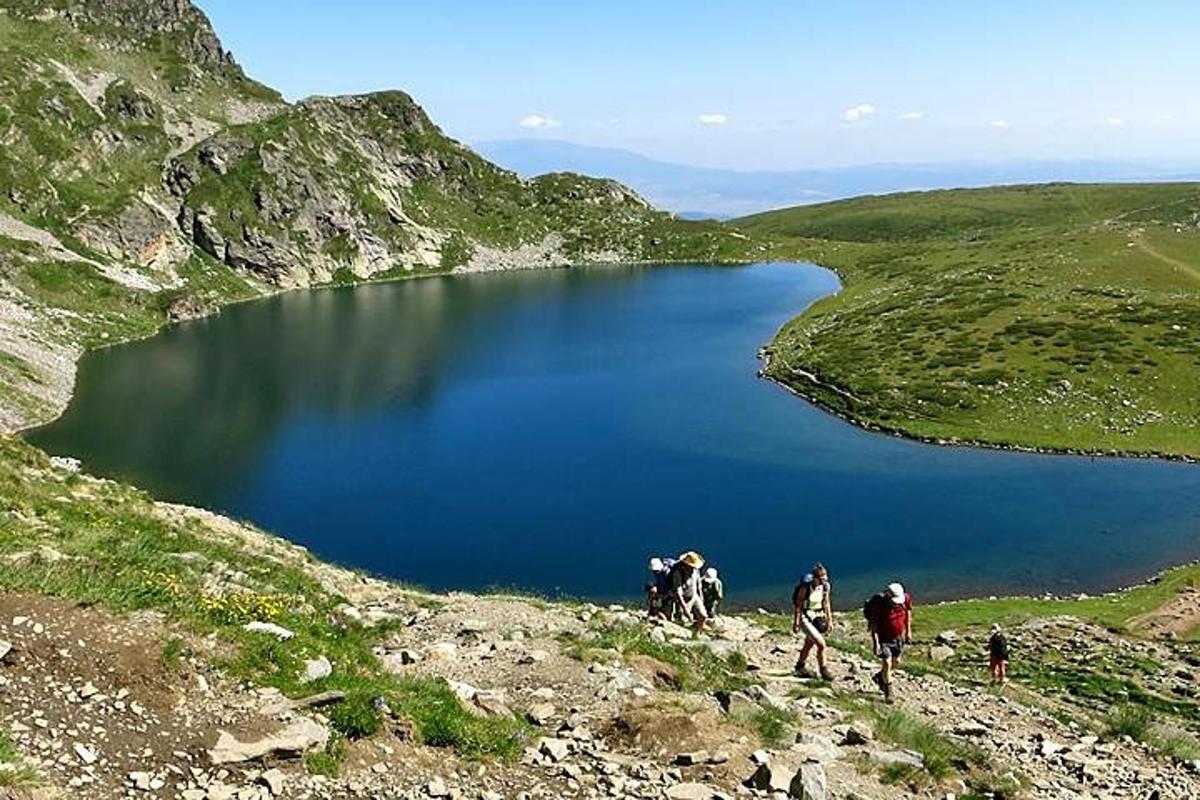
xmin=789 ymin=762 xmax=828 ymax=800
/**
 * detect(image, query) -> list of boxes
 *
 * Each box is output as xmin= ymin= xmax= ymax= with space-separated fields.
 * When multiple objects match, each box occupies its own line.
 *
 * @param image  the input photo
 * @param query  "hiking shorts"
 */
xmin=799 ymin=615 xmax=826 ymax=642
xmin=679 ymin=594 xmax=706 ymax=619
xmin=880 ymin=641 xmax=904 ymax=660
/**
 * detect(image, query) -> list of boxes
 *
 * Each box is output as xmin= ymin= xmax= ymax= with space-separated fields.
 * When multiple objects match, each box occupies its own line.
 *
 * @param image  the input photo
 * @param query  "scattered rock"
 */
xmin=258 ymin=768 xmax=285 ymax=795
xmin=538 ymin=737 xmax=571 ymax=763
xmin=746 ymin=762 xmax=793 ymax=792
xmin=666 ymin=783 xmax=719 ymax=800
xmin=790 ymin=762 xmax=828 ymax=800
xmin=526 ymin=702 xmax=556 ymax=726
xmin=207 ymin=718 xmax=330 ymax=764
xmin=300 ymin=655 xmax=332 ymax=683
xmin=242 ymin=621 xmax=295 ymax=640
xmin=929 ymin=644 xmax=956 ymax=662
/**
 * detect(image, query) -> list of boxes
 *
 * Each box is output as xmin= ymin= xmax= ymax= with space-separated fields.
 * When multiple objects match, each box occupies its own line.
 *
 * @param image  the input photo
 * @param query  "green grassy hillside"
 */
xmin=740 ymin=183 xmax=1200 ymax=458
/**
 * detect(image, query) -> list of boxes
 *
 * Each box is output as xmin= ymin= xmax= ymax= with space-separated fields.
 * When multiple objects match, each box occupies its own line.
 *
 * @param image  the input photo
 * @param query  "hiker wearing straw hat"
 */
xmin=670 ymin=551 xmax=709 ymax=633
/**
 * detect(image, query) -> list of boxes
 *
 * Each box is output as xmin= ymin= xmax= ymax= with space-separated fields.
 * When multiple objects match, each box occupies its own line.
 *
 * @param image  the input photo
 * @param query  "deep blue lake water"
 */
xmin=28 ymin=263 xmax=1200 ymax=607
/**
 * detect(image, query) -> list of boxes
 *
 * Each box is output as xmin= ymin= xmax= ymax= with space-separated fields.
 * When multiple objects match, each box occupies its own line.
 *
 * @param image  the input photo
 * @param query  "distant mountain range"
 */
xmin=476 ymin=139 xmax=1200 ymax=219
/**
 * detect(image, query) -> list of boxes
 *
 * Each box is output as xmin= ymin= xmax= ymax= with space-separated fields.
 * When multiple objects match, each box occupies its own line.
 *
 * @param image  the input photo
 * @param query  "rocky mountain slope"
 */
xmin=0 ymin=0 xmax=759 ymax=432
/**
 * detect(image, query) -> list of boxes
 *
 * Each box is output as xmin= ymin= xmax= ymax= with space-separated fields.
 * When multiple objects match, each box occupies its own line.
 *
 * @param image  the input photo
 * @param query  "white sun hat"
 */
xmin=887 ymin=582 xmax=906 ymax=604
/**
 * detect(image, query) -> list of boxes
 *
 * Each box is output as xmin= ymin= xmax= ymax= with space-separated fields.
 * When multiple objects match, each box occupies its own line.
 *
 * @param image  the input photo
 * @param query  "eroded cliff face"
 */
xmin=0 ymin=0 xmax=756 ymax=430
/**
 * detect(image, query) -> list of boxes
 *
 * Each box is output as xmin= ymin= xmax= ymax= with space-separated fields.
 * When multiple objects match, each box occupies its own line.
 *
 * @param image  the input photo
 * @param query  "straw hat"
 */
xmin=679 ymin=551 xmax=704 ymax=569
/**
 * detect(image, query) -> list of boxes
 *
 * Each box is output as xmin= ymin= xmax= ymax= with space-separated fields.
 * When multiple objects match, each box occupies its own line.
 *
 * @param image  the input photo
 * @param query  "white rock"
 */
xmin=259 ymin=767 xmax=285 ymax=795
xmin=790 ymin=762 xmax=828 ymax=800
xmin=242 ymin=621 xmax=295 ymax=640
xmin=73 ymin=743 xmax=98 ymax=764
xmin=300 ymin=656 xmax=332 ymax=684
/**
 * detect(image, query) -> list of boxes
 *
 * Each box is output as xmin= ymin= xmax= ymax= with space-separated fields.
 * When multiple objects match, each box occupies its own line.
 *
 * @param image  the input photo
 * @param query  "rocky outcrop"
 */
xmin=14 ymin=0 xmax=241 ymax=75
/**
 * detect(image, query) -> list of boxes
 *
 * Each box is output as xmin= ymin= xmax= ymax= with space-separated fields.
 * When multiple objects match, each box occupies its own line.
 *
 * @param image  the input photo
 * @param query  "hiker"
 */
xmin=989 ymin=623 xmax=1009 ymax=685
xmin=701 ymin=567 xmax=724 ymax=618
xmin=791 ymin=563 xmax=834 ymax=681
xmin=645 ymin=557 xmax=675 ymax=619
xmin=865 ymin=581 xmax=913 ymax=701
xmin=670 ymin=551 xmax=708 ymax=633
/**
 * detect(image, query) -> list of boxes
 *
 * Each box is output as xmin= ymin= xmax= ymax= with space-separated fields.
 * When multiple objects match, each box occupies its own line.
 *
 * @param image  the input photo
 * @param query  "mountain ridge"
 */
xmin=478 ymin=137 xmax=1200 ymax=218
xmin=0 ymin=0 xmax=758 ymax=432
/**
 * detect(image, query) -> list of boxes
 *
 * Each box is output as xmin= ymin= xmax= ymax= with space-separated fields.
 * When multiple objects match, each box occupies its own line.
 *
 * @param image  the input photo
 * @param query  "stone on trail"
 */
xmin=954 ymin=721 xmax=989 ymax=737
xmin=526 ymin=702 xmax=556 ymax=726
xmin=242 ymin=621 xmax=295 ymax=640
xmin=207 ymin=717 xmax=329 ymax=764
xmin=666 ymin=783 xmax=720 ymax=800
xmin=928 ymin=644 xmax=956 ymax=662
xmin=73 ymin=742 xmax=98 ymax=764
xmin=793 ymin=732 xmax=840 ymax=763
xmin=868 ymin=748 xmax=924 ymax=769
xmin=745 ymin=684 xmax=792 ymax=713
xmin=538 ymin=737 xmax=571 ymax=763
xmin=716 ymin=690 xmax=758 ymax=717
xmin=835 ymin=721 xmax=873 ymax=746
xmin=448 ymin=679 xmax=514 ymax=718
xmin=258 ymin=768 xmax=286 ymax=795
xmin=746 ymin=761 xmax=793 ymax=792
xmin=789 ymin=762 xmax=828 ymax=800
xmin=0 ymin=639 xmax=11 ymax=662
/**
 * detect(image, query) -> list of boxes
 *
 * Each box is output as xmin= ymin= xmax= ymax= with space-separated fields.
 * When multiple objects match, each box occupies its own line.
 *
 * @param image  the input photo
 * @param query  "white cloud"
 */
xmin=842 ymin=103 xmax=877 ymax=123
xmin=519 ymin=114 xmax=560 ymax=129
xmin=1154 ymin=113 xmax=1176 ymax=125
xmin=1105 ymin=116 xmax=1125 ymax=127
xmin=897 ymin=111 xmax=925 ymax=120
xmin=698 ymin=113 xmax=729 ymax=126
xmin=990 ymin=119 xmax=1010 ymax=128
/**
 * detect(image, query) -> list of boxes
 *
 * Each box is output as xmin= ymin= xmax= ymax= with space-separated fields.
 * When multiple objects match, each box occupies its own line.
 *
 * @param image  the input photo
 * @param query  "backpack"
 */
xmin=791 ymin=573 xmax=814 ymax=608
xmin=862 ymin=592 xmax=889 ymax=626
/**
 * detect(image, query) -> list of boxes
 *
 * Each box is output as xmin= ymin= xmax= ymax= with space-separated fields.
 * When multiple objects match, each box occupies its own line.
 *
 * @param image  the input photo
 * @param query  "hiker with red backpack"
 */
xmin=792 ymin=563 xmax=834 ymax=681
xmin=864 ymin=582 xmax=913 ymax=701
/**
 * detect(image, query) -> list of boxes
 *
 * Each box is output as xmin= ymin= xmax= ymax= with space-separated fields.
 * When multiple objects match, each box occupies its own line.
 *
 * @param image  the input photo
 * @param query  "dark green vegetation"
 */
xmin=742 ymin=183 xmax=1200 ymax=458
xmin=0 ymin=435 xmax=529 ymax=769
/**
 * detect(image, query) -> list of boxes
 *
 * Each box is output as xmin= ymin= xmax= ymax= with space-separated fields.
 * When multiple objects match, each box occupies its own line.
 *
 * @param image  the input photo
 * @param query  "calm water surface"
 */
xmin=29 ymin=263 xmax=1200 ymax=606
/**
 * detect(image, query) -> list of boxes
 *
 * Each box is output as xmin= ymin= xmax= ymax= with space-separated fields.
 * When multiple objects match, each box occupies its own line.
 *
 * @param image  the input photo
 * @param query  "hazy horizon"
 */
xmin=197 ymin=1 xmax=1200 ymax=172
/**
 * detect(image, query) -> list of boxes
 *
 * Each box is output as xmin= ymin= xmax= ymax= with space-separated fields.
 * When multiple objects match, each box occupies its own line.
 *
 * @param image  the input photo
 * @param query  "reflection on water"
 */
xmin=28 ymin=263 xmax=1200 ymax=606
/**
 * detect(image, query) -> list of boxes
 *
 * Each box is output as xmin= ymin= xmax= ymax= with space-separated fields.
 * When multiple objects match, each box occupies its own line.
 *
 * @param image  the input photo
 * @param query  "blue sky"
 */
xmin=197 ymin=1 xmax=1199 ymax=170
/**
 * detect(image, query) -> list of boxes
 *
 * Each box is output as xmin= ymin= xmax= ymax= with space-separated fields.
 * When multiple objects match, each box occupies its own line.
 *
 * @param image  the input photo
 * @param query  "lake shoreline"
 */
xmin=757 ymin=349 xmax=1200 ymax=466
xmin=18 ymin=260 xmax=1200 ymax=615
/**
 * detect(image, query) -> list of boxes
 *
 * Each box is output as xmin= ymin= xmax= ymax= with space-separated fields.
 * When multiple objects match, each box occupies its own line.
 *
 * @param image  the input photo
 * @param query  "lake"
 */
xmin=27 ymin=262 xmax=1200 ymax=608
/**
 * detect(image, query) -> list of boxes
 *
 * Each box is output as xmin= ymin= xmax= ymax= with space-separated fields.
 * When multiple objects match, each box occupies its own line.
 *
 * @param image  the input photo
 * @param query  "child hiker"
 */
xmin=989 ymin=623 xmax=1008 ymax=685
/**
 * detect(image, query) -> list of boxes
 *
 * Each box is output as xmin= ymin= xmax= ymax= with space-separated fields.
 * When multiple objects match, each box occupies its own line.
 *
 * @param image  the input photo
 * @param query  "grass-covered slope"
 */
xmin=740 ymin=183 xmax=1200 ymax=458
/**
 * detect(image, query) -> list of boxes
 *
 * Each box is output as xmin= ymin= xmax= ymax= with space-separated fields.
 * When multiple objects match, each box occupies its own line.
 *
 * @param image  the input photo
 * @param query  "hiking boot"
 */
xmin=794 ymin=662 xmax=816 ymax=679
xmin=819 ymin=666 xmax=835 ymax=682
xmin=871 ymin=670 xmax=884 ymax=691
